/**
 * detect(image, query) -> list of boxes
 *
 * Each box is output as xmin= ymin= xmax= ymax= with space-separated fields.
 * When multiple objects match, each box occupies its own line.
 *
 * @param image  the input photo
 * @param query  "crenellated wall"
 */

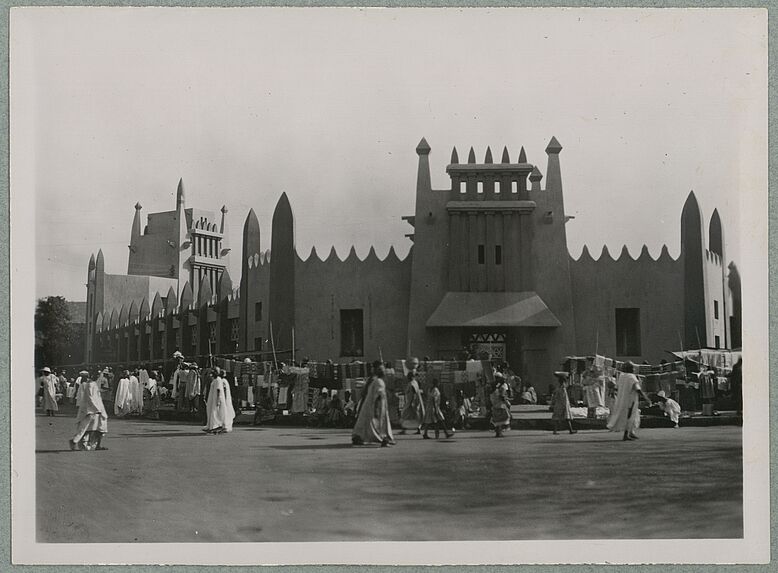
xmin=83 ymin=137 xmax=739 ymax=377
xmin=293 ymin=245 xmax=412 ymax=361
xmin=570 ymin=245 xmax=684 ymax=363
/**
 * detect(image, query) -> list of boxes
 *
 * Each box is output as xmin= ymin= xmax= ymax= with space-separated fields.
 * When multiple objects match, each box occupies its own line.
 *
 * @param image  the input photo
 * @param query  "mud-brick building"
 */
xmin=84 ymin=137 xmax=741 ymax=390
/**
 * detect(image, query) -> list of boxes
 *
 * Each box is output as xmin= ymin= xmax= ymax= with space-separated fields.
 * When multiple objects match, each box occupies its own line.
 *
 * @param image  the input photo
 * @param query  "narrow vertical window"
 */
xmin=340 ymin=309 xmax=364 ymax=357
xmin=255 ymin=301 xmax=262 ymax=322
xmin=459 ymin=181 xmax=466 ymax=194
xmin=478 ymin=245 xmax=485 ymax=265
xmin=495 ymin=181 xmax=501 ymax=194
xmin=495 ymin=245 xmax=502 ymax=265
xmin=477 ymin=181 xmax=484 ymax=194
xmin=714 ymin=335 xmax=720 ymax=349
xmin=714 ymin=300 xmax=719 ymax=319
xmin=511 ymin=181 xmax=518 ymax=194
xmin=615 ymin=308 xmax=641 ymax=356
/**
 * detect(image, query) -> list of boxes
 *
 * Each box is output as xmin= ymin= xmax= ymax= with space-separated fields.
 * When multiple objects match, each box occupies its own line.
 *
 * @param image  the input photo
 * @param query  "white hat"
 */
xmin=656 ymin=390 xmax=667 ymax=398
xmin=42 ymin=367 xmax=51 ymax=374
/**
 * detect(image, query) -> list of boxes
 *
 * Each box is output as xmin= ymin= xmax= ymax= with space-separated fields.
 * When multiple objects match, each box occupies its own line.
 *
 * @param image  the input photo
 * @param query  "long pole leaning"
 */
xmin=270 ymin=321 xmax=279 ymax=367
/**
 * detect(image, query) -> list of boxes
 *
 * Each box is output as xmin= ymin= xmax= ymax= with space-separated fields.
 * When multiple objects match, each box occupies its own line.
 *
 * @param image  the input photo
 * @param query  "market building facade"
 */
xmin=84 ymin=137 xmax=741 ymax=392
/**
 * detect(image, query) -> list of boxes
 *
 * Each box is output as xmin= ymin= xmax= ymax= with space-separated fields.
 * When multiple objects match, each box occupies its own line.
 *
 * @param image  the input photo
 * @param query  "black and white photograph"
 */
xmin=10 ymin=6 xmax=769 ymax=566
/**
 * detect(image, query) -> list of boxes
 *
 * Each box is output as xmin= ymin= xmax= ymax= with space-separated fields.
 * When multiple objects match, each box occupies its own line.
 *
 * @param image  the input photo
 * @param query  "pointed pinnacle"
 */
xmin=518 ymin=146 xmax=527 ymax=163
xmin=416 ymin=137 xmax=431 ymax=155
xmin=545 ymin=137 xmax=563 ymax=154
xmin=501 ymin=147 xmax=510 ymax=164
xmin=450 ymin=147 xmax=459 ymax=164
xmin=135 ymin=202 xmax=142 ymax=211
xmin=484 ymin=147 xmax=493 ymax=164
xmin=467 ymin=147 xmax=476 ymax=164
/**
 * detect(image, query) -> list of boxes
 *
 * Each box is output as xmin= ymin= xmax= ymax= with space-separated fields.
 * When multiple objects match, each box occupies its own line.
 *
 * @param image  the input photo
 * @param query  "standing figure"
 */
xmin=203 ymin=368 xmax=235 ymax=434
xmin=422 ymin=379 xmax=454 ymax=439
xmin=69 ymin=371 xmax=108 ymax=451
xmin=186 ymin=364 xmax=202 ymax=416
xmin=170 ymin=362 xmax=184 ymax=410
xmin=39 ymin=367 xmax=59 ymax=416
xmin=57 ymin=370 xmax=68 ymax=403
xmin=607 ymin=362 xmax=652 ymax=441
xmin=144 ymin=370 xmax=161 ymax=420
xmin=400 ymin=373 xmax=425 ymax=435
xmin=489 ymin=377 xmax=512 ymax=438
xmin=342 ymin=390 xmax=356 ymax=427
xmin=352 ymin=363 xmax=395 ymax=447
xmin=729 ymin=357 xmax=743 ymax=415
xmin=452 ymin=390 xmax=473 ymax=429
xmin=114 ymin=370 xmax=132 ymax=417
xmin=551 ymin=372 xmax=578 ymax=435
xmin=699 ymin=368 xmax=717 ymax=416
xmin=128 ymin=369 xmax=143 ymax=415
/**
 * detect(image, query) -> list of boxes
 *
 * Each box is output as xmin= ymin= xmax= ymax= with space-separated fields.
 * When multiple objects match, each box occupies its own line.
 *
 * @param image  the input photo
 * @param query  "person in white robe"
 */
xmin=351 ymin=363 xmax=395 ymax=447
xmin=114 ymin=370 xmax=132 ymax=417
xmin=129 ymin=370 xmax=143 ymax=415
xmin=654 ymin=390 xmax=682 ymax=428
xmin=203 ymin=368 xmax=235 ymax=434
xmin=186 ymin=364 xmax=202 ymax=414
xmin=39 ymin=367 xmax=59 ymax=416
xmin=69 ymin=371 xmax=108 ymax=451
xmin=399 ymin=373 xmax=425 ymax=434
xmin=607 ymin=362 xmax=652 ymax=441
xmin=143 ymin=370 xmax=161 ymax=419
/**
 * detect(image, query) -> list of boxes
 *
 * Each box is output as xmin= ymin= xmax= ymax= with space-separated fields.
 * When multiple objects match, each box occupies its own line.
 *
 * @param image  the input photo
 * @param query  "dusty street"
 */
xmin=36 ymin=413 xmax=742 ymax=543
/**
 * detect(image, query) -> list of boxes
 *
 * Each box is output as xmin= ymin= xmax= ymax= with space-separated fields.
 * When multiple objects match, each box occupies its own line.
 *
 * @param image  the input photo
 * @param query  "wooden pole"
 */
xmin=270 ymin=321 xmax=278 ymax=367
xmin=595 ymin=329 xmax=599 ymax=357
xmin=291 ymin=327 xmax=295 ymax=364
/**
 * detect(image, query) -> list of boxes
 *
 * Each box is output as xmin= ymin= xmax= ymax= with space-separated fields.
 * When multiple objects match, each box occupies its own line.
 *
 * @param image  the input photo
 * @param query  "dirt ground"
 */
xmin=36 ymin=413 xmax=743 ymax=542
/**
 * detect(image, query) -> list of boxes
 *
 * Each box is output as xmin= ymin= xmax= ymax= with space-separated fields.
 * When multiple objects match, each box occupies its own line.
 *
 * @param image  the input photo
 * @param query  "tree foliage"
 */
xmin=34 ymin=296 xmax=73 ymax=368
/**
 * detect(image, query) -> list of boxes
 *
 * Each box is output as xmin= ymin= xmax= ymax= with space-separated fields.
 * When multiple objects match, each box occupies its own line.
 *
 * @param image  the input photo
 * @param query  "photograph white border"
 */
xmin=9 ymin=6 xmax=770 ymax=566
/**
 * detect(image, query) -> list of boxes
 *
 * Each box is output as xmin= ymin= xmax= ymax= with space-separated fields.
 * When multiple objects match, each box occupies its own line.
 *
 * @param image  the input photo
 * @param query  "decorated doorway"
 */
xmin=466 ymin=331 xmax=506 ymax=361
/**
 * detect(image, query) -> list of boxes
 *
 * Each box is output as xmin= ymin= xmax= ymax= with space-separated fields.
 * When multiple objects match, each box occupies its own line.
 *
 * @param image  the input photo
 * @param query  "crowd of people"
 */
xmin=36 ymin=351 xmax=742 ymax=451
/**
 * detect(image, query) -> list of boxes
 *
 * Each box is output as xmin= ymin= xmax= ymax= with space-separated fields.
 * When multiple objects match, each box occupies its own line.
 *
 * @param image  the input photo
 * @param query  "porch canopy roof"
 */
xmin=426 ymin=291 xmax=561 ymax=328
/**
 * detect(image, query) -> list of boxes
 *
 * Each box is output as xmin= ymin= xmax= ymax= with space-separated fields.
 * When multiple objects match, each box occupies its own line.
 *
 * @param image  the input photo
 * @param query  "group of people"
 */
xmin=41 ymin=350 xmax=737 ymax=452
xmin=548 ymin=362 xmax=684 ymax=441
xmin=309 ymin=388 xmax=357 ymax=428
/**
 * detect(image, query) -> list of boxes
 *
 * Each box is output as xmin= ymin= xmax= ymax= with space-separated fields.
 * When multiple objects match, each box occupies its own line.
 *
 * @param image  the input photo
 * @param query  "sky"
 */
xmin=12 ymin=7 xmax=767 ymax=302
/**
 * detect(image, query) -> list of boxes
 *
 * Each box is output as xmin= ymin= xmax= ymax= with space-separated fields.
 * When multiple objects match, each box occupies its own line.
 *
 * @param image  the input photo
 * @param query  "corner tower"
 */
xmin=268 ymin=193 xmax=296 ymax=352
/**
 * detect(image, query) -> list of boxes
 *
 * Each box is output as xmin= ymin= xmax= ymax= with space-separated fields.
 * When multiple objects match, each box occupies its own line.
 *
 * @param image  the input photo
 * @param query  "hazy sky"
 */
xmin=13 ymin=7 xmax=766 ymax=302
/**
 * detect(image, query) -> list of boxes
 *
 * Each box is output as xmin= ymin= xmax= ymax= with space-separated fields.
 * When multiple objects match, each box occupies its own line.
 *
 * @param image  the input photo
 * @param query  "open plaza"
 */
xmin=36 ymin=404 xmax=742 ymax=543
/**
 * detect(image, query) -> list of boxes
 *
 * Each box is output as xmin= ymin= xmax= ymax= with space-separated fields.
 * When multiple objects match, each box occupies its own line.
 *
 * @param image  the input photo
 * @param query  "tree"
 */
xmin=34 ymin=296 xmax=73 ymax=368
